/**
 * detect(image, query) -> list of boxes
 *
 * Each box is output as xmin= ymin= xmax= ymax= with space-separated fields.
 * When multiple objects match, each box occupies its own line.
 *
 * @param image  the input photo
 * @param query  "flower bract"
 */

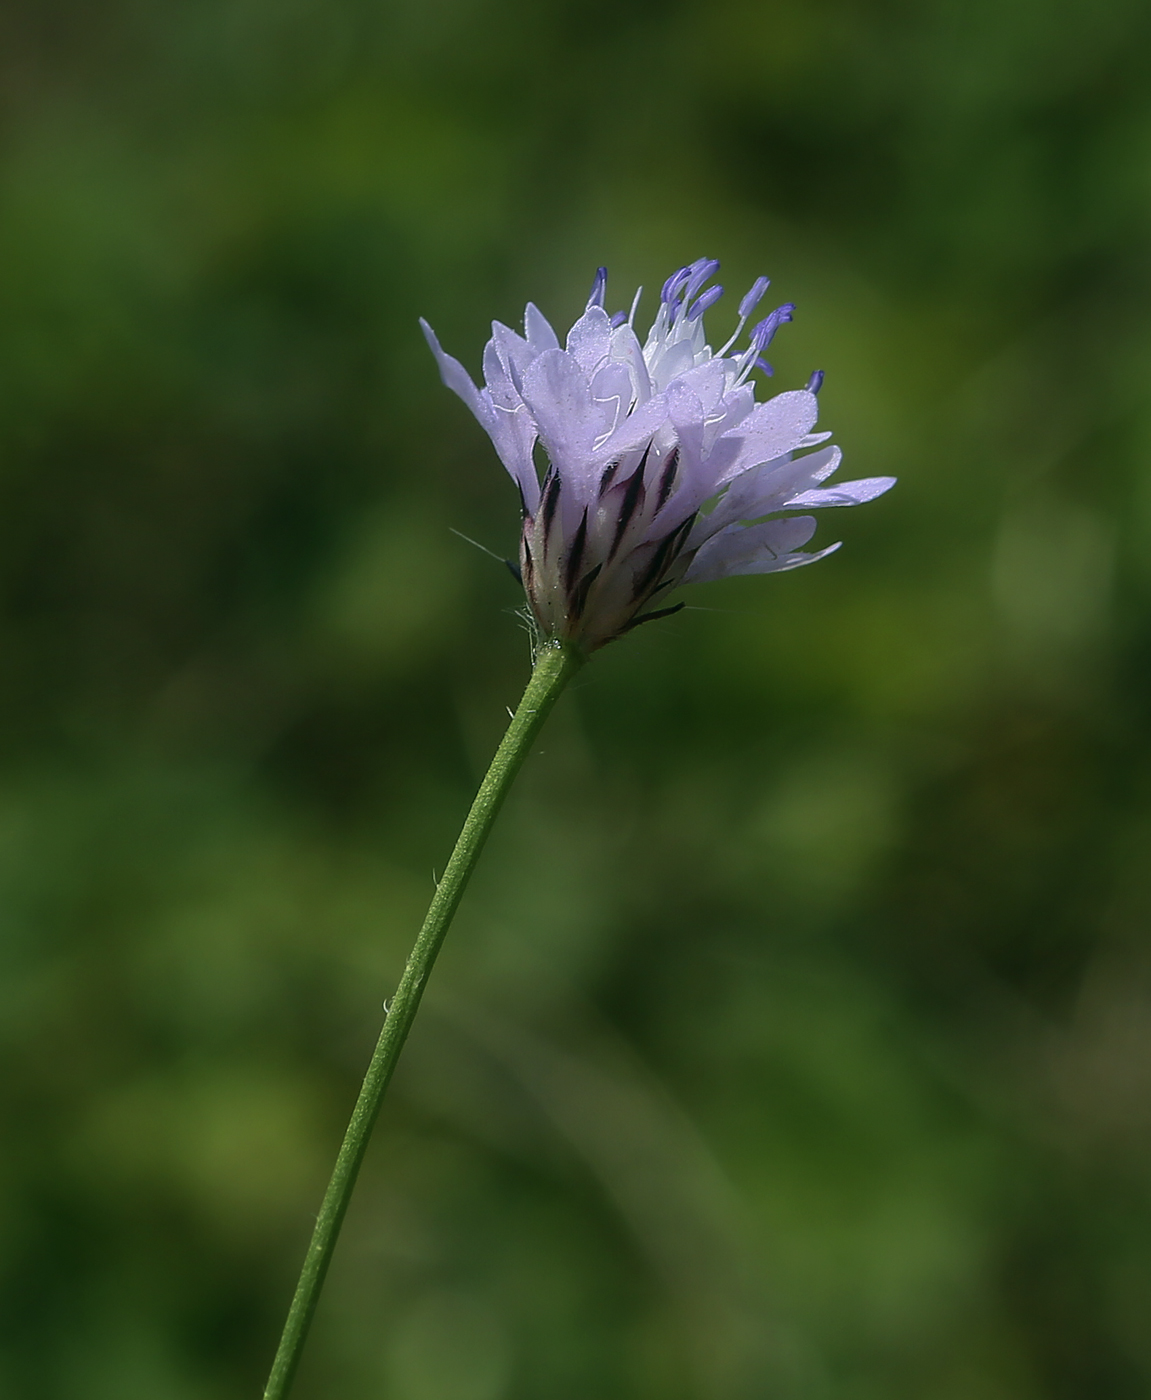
xmin=422 ymin=258 xmax=895 ymax=653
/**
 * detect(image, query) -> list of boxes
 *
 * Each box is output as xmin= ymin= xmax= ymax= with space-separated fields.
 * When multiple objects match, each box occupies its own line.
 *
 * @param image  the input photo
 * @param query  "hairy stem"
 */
xmin=263 ymin=640 xmax=584 ymax=1400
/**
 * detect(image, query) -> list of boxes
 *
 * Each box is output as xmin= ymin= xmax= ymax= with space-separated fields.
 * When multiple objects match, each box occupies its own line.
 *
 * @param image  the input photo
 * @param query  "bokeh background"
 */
xmin=2 ymin=0 xmax=1151 ymax=1396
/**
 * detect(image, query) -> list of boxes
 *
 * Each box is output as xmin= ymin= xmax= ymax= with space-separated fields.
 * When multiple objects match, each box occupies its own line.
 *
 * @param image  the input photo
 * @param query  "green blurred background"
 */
xmin=1 ymin=0 xmax=1150 ymax=1396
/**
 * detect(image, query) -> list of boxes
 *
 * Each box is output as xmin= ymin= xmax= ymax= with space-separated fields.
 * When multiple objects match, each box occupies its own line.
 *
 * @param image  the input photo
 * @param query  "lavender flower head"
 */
xmin=422 ymin=258 xmax=894 ymax=654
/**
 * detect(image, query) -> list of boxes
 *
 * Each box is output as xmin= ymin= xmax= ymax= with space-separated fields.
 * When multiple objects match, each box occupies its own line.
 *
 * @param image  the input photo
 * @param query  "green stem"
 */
xmin=263 ymin=640 xmax=583 ymax=1400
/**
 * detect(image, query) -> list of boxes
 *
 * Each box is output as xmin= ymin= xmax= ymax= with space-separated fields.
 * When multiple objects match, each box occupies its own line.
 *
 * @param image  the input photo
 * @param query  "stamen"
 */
xmin=806 ymin=369 xmax=825 ymax=394
xmin=716 ymin=273 xmax=771 ymax=358
xmin=683 ymin=258 xmax=720 ymax=302
xmin=750 ymin=303 xmax=795 ymax=351
xmin=610 ymin=310 xmax=627 ymax=328
xmin=686 ymin=285 xmax=724 ymax=321
xmin=587 ymin=266 xmax=608 ymax=309
xmin=627 ymin=285 xmax=643 ymax=327
xmin=731 ymin=303 xmax=796 ymax=386
xmin=661 ymin=266 xmax=691 ymax=304
xmin=674 ymin=259 xmax=721 ymax=328
xmin=738 ymin=276 xmax=770 ymax=319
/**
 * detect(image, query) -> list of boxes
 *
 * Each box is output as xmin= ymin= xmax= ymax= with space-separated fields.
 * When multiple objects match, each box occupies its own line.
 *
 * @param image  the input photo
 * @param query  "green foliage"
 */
xmin=1 ymin=0 xmax=1151 ymax=1395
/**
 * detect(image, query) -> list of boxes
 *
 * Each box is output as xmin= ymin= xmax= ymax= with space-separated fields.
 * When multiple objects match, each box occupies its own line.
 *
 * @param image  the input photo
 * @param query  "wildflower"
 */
xmin=422 ymin=258 xmax=894 ymax=653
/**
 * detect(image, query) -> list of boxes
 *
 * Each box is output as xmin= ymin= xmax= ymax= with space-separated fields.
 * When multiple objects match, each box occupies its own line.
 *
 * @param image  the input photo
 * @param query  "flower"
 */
xmin=422 ymin=258 xmax=895 ymax=654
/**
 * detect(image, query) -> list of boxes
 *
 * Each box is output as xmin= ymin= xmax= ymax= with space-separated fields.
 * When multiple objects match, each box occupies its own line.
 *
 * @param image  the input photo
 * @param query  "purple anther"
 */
xmin=750 ymin=303 xmax=796 ymax=350
xmin=686 ymin=284 xmax=724 ymax=321
xmin=587 ymin=266 xmax=608 ymax=309
xmin=610 ymin=309 xmax=628 ymax=328
xmin=683 ymin=257 xmax=721 ymax=302
xmin=661 ymin=266 xmax=691 ymax=304
xmin=738 ymin=275 xmax=770 ymax=320
xmin=806 ymin=369 xmax=825 ymax=395
xmin=755 ymin=357 xmax=774 ymax=376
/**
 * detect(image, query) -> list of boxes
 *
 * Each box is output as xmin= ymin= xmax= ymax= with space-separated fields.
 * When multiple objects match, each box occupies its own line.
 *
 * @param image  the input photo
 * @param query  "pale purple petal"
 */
xmin=750 ymin=541 xmax=841 ymax=575
xmin=587 ymin=392 xmax=672 ymax=468
xmin=643 ymin=378 xmax=761 ymax=535
xmin=689 ymin=446 xmax=843 ymax=545
xmin=421 ymin=318 xmax=489 ymax=421
xmin=478 ymin=343 xmax=543 ymax=510
xmin=565 ymin=305 xmax=613 ymax=374
xmin=685 ymin=516 xmax=840 ymax=584
xmin=422 ymin=319 xmax=540 ymax=510
xmin=652 ymin=338 xmax=696 ymax=385
xmin=487 ymin=405 xmax=541 ymax=513
xmin=482 ymin=337 xmax=522 ymax=407
xmin=708 ymin=382 xmax=756 ymax=437
xmin=519 ymin=348 xmax=600 ymax=494
xmin=676 ymin=358 xmax=729 ymax=414
xmin=524 ymin=302 xmax=561 ymax=353
xmin=608 ymin=322 xmax=653 ymax=403
xmin=665 ymin=378 xmax=708 ymax=457
xmin=660 ymin=378 xmax=720 ymax=503
xmin=589 ymin=362 xmax=636 ymax=443
xmin=708 ymin=445 xmax=840 ymax=526
xmin=489 ymin=320 xmax=540 ymax=393
xmin=785 ymin=476 xmax=897 ymax=508
xmin=713 ymin=389 xmax=821 ymax=487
